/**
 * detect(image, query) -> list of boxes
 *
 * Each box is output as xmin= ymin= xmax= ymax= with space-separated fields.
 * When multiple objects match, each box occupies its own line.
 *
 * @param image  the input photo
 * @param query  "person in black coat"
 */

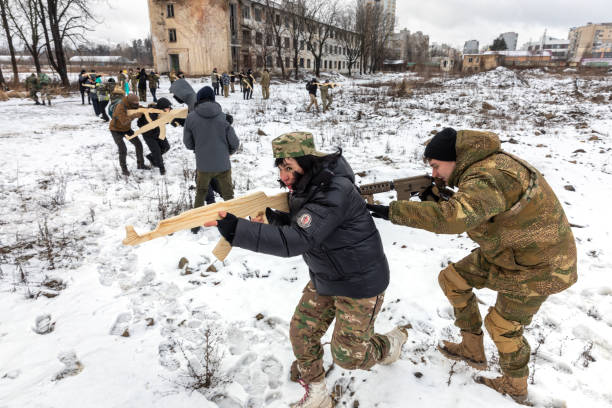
xmin=204 ymin=132 xmax=408 ymax=406
xmin=137 ymin=68 xmax=147 ymax=102
xmin=136 ymin=97 xmax=172 ymax=175
xmin=78 ymin=69 xmax=92 ymax=105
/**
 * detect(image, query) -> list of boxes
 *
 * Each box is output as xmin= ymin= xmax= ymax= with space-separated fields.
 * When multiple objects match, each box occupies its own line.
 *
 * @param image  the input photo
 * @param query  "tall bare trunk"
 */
xmin=0 ymin=0 xmax=20 ymax=84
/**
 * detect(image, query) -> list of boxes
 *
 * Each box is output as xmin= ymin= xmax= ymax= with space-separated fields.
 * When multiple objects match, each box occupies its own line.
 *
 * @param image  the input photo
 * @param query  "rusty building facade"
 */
xmin=147 ymin=0 xmax=359 ymax=76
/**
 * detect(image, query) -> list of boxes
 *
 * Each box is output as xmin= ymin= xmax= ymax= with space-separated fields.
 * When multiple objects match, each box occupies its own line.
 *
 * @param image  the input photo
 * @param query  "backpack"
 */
xmin=39 ymin=73 xmax=50 ymax=85
xmin=108 ymin=98 xmax=122 ymax=118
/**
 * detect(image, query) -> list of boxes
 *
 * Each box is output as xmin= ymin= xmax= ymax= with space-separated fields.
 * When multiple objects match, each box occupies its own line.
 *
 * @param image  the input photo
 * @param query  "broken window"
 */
xmin=167 ymin=4 xmax=174 ymax=18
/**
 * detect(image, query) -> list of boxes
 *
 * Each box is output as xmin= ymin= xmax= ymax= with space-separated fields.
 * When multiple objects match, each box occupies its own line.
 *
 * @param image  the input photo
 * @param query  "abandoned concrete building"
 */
xmin=147 ymin=0 xmax=360 ymax=76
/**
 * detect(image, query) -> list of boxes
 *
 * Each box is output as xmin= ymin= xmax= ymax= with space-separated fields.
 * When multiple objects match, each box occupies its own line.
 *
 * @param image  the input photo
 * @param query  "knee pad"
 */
xmin=484 ymin=307 xmax=523 ymax=354
xmin=438 ymin=265 xmax=472 ymax=308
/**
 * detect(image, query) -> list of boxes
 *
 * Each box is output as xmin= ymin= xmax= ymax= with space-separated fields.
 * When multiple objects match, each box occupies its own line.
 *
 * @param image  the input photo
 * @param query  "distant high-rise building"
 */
xmin=366 ymin=0 xmax=396 ymax=31
xmin=463 ymin=39 xmax=479 ymax=54
xmin=498 ymin=32 xmax=518 ymax=50
xmin=568 ymin=22 xmax=612 ymax=63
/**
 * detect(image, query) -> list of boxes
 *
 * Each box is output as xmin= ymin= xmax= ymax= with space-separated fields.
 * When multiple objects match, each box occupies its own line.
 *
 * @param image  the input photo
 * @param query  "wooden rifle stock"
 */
xmin=123 ymin=191 xmax=289 ymax=261
xmin=125 ymin=107 xmax=188 ymax=140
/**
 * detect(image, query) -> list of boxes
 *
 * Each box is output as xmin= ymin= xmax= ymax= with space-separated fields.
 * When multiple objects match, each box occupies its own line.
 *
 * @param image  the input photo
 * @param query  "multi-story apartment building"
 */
xmin=498 ymin=32 xmax=518 ymax=51
xmin=568 ymin=22 xmax=612 ymax=64
xmin=147 ymin=0 xmax=360 ymax=76
xmin=522 ymin=36 xmax=569 ymax=60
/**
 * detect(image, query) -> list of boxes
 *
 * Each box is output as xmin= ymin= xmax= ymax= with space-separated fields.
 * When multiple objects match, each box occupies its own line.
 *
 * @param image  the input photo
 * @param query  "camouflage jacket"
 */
xmin=389 ymin=130 xmax=577 ymax=296
xmin=148 ymin=74 xmax=159 ymax=89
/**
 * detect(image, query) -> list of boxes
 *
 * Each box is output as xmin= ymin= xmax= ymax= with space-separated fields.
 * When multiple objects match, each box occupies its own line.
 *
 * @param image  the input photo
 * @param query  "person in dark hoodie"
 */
xmin=204 ymin=132 xmax=408 ymax=408
xmin=183 ymin=86 xmax=239 ymax=231
xmin=137 ymin=68 xmax=148 ymax=102
xmin=137 ymin=97 xmax=172 ymax=175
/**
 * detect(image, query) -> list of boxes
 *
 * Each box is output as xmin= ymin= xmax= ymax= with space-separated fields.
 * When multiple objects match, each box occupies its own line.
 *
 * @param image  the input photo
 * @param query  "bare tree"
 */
xmin=37 ymin=0 xmax=95 ymax=86
xmin=303 ymin=0 xmax=338 ymax=77
xmin=8 ymin=0 xmax=44 ymax=74
xmin=365 ymin=3 xmax=394 ymax=73
xmin=0 ymin=0 xmax=20 ymax=84
xmin=263 ymin=0 xmax=289 ymax=78
xmin=355 ymin=0 xmax=369 ymax=74
xmin=282 ymin=0 xmax=307 ymax=80
xmin=337 ymin=7 xmax=361 ymax=76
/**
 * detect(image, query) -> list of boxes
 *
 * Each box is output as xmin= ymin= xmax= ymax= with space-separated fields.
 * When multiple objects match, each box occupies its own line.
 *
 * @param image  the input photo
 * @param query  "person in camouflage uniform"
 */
xmin=367 ymin=128 xmax=577 ymax=403
xmin=129 ymin=68 xmax=138 ymax=94
xmin=148 ymin=71 xmax=160 ymax=102
xmin=319 ymin=80 xmax=335 ymax=112
xmin=38 ymin=73 xmax=52 ymax=105
xmin=205 ymin=132 xmax=408 ymax=408
xmin=25 ymin=73 xmax=40 ymax=105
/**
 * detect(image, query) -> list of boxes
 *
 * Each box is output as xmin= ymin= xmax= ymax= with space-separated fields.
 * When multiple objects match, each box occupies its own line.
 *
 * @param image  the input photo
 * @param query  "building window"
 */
xmin=167 ymin=4 xmax=174 ymax=18
xmin=275 ymin=14 xmax=280 ymax=25
xmin=243 ymin=54 xmax=250 ymax=67
xmin=468 ymin=57 xmax=473 ymax=63
xmin=242 ymin=30 xmax=251 ymax=45
xmin=168 ymin=29 xmax=177 ymax=42
xmin=266 ymin=35 xmax=272 ymax=47
xmin=285 ymin=57 xmax=290 ymax=68
xmin=266 ymin=56 xmax=273 ymax=67
xmin=334 ymin=61 xmax=337 ymax=69
xmin=242 ymin=6 xmax=250 ymax=19
xmin=324 ymin=60 xmax=327 ymax=69
xmin=277 ymin=57 xmax=282 ymax=67
xmin=299 ymin=58 xmax=304 ymax=68
xmin=256 ymin=32 xmax=263 ymax=45
xmin=254 ymin=7 xmax=262 ymax=22
xmin=300 ymin=40 xmax=305 ymax=50
xmin=284 ymin=37 xmax=289 ymax=48
xmin=293 ymin=39 xmax=298 ymax=49
xmin=307 ymin=59 xmax=311 ymax=68
xmin=257 ymin=55 xmax=263 ymax=67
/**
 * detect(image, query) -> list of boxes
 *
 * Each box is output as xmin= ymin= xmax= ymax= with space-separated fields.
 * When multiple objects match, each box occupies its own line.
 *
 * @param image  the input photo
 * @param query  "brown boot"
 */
xmin=437 ymin=330 xmax=487 ymax=369
xmin=476 ymin=375 xmax=528 ymax=404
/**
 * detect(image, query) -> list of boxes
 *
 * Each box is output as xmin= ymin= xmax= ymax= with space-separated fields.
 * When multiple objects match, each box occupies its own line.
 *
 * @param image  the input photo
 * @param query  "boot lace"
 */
xmin=297 ymin=379 xmax=310 ymax=405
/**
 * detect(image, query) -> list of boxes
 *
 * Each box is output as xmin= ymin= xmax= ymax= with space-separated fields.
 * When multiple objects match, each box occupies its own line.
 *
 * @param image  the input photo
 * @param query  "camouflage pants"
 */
xmin=439 ymin=249 xmax=547 ymax=378
xmin=29 ymin=89 xmax=39 ymax=102
xmin=321 ymin=94 xmax=332 ymax=111
xmin=40 ymin=87 xmax=51 ymax=103
xmin=289 ymin=281 xmax=390 ymax=383
xmin=262 ymin=86 xmax=269 ymax=99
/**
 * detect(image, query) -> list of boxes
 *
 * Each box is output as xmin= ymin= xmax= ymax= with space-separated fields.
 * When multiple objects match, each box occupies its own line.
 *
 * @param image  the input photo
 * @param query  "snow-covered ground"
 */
xmin=1 ymin=67 xmax=611 ymax=407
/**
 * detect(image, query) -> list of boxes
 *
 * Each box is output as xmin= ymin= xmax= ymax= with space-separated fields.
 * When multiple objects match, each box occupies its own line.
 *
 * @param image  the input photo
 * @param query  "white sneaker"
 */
xmin=289 ymin=379 xmax=333 ymax=408
xmin=379 ymin=326 xmax=409 ymax=365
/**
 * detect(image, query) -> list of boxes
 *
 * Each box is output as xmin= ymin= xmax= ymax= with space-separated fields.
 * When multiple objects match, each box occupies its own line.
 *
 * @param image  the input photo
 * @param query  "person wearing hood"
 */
xmin=183 ymin=86 xmax=240 ymax=232
xmin=169 ymin=78 xmax=197 ymax=114
xmin=109 ymin=93 xmax=149 ymax=176
xmin=137 ymin=68 xmax=148 ymax=102
xmin=137 ymin=97 xmax=172 ymax=175
xmin=367 ymin=128 xmax=577 ymax=403
xmin=204 ymin=132 xmax=407 ymax=408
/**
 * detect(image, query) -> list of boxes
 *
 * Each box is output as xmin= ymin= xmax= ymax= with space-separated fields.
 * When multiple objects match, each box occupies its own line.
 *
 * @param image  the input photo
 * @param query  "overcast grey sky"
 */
xmin=92 ymin=0 xmax=611 ymax=49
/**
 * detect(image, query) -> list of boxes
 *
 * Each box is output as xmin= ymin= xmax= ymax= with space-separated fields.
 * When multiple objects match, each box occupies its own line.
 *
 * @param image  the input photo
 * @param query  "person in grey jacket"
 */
xmin=184 ymin=86 xmax=239 ymax=232
xmin=204 ymin=132 xmax=408 ymax=408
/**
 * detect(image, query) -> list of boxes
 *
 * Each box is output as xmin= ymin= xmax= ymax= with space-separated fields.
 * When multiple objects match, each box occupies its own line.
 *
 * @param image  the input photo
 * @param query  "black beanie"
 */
xmin=424 ymin=128 xmax=457 ymax=161
xmin=156 ymin=97 xmax=172 ymax=110
xmin=196 ymin=86 xmax=215 ymax=103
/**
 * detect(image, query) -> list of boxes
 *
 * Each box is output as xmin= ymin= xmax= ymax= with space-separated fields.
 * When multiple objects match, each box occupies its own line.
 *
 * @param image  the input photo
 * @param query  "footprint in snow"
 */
xmin=260 ymin=355 xmax=283 ymax=389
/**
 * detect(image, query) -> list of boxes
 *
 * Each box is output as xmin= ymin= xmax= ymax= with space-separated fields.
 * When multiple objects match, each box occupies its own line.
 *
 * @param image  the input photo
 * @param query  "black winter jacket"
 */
xmin=137 ymin=69 xmax=147 ymax=89
xmin=232 ymin=156 xmax=390 ymax=298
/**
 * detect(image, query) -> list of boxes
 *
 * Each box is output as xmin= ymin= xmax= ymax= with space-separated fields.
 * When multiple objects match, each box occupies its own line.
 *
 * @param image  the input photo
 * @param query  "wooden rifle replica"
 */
xmin=314 ymin=82 xmax=340 ymax=88
xmin=358 ymin=174 xmax=452 ymax=204
xmin=81 ymin=72 xmax=109 ymax=77
xmin=125 ymin=107 xmax=188 ymax=140
xmin=123 ymin=191 xmax=290 ymax=261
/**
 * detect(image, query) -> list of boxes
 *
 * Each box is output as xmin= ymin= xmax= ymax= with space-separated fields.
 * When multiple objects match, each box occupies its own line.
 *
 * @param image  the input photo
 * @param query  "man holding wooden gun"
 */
xmin=205 ymin=132 xmax=408 ymax=408
xmin=109 ymin=93 xmax=149 ymax=176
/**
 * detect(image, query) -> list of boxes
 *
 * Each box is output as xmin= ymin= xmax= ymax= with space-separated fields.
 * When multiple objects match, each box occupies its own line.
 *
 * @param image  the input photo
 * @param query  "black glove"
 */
xmin=171 ymin=118 xmax=185 ymax=127
xmin=366 ymin=204 xmax=390 ymax=220
xmin=217 ymin=212 xmax=238 ymax=244
xmin=125 ymin=129 xmax=134 ymax=136
xmin=265 ymin=207 xmax=291 ymax=226
xmin=225 ymin=113 xmax=233 ymax=125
